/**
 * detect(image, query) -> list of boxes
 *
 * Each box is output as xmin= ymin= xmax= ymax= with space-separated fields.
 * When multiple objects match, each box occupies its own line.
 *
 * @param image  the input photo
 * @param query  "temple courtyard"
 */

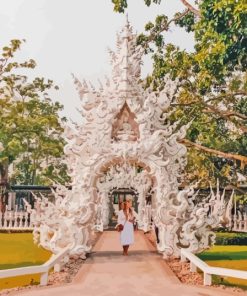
xmin=5 ymin=231 xmax=245 ymax=296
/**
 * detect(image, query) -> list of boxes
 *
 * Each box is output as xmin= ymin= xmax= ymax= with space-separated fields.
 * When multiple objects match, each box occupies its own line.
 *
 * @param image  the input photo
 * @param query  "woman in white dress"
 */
xmin=117 ymin=200 xmax=135 ymax=255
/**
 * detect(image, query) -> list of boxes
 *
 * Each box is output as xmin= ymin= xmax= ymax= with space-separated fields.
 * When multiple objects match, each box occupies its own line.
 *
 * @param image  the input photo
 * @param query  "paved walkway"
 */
xmin=13 ymin=231 xmax=245 ymax=296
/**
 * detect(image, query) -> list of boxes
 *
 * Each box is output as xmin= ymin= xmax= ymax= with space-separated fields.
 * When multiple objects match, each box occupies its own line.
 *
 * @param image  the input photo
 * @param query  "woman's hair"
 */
xmin=119 ymin=201 xmax=124 ymax=210
xmin=123 ymin=201 xmax=127 ymax=211
xmin=123 ymin=201 xmax=132 ymax=217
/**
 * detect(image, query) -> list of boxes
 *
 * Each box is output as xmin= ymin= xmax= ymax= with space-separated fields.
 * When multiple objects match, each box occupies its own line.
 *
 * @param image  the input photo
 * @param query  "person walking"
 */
xmin=117 ymin=199 xmax=135 ymax=255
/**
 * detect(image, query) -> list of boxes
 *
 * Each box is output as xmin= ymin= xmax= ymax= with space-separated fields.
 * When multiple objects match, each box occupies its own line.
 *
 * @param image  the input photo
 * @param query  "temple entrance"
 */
xmin=108 ymin=187 xmax=138 ymax=227
xmin=94 ymin=161 xmax=154 ymax=232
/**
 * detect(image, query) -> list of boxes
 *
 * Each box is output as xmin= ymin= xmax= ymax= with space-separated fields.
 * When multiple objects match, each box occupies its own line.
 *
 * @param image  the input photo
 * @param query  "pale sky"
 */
xmin=0 ymin=0 xmax=194 ymax=122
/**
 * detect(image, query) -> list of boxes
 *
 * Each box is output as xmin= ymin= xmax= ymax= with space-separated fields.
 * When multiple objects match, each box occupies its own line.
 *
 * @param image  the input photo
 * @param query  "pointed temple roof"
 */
xmin=69 ymin=18 xmax=182 ymax=146
xmin=72 ymin=17 xmax=144 ymax=107
xmin=109 ymin=16 xmax=143 ymax=95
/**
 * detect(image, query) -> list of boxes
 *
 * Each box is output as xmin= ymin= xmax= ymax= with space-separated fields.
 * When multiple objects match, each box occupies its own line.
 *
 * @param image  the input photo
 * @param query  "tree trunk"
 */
xmin=180 ymin=0 xmax=200 ymax=16
xmin=0 ymin=159 xmax=9 ymax=213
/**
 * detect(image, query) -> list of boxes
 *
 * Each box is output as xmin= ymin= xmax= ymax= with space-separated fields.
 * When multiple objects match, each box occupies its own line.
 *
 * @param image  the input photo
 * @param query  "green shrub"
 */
xmin=215 ymin=232 xmax=247 ymax=245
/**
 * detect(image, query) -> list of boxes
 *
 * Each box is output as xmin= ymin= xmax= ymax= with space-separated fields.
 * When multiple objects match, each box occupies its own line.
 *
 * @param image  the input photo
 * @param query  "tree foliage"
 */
xmin=111 ymin=0 xmax=247 ymax=186
xmin=0 ymin=40 xmax=69 ymax=186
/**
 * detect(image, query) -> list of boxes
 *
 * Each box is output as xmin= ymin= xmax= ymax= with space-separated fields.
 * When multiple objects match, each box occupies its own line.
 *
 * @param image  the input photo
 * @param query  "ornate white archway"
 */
xmin=31 ymin=19 xmax=222 ymax=259
xmin=94 ymin=162 xmax=153 ymax=231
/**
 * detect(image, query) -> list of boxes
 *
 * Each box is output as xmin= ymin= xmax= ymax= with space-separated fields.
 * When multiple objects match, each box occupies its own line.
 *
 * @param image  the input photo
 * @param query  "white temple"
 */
xmin=30 ymin=20 xmax=225 ymax=259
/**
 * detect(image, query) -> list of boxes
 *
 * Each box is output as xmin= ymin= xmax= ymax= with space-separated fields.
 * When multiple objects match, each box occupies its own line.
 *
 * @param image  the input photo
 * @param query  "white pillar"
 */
xmin=40 ymin=272 xmax=48 ymax=286
xmin=180 ymin=252 xmax=186 ymax=262
xmin=13 ymin=212 xmax=17 ymax=228
xmin=7 ymin=211 xmax=13 ymax=228
xmin=3 ymin=215 xmax=7 ymax=227
xmin=54 ymin=263 xmax=61 ymax=272
xmin=19 ymin=213 xmax=24 ymax=228
xmin=203 ymin=273 xmax=212 ymax=285
xmin=190 ymin=262 xmax=197 ymax=272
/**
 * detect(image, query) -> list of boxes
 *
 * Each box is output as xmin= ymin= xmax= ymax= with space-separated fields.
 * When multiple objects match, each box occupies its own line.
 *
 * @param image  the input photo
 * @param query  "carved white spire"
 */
xmin=110 ymin=16 xmax=143 ymax=96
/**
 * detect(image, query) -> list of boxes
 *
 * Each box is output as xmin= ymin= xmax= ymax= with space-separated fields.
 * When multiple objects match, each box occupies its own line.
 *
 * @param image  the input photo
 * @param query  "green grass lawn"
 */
xmin=198 ymin=245 xmax=247 ymax=261
xmin=0 ymin=233 xmax=51 ymax=290
xmin=198 ymin=245 xmax=247 ymax=289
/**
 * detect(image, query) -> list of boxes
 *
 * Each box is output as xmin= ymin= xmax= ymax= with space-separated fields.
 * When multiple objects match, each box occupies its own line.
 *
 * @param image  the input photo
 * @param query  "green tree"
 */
xmin=111 ymin=0 xmax=247 ymax=187
xmin=0 ymin=40 xmax=69 ymax=189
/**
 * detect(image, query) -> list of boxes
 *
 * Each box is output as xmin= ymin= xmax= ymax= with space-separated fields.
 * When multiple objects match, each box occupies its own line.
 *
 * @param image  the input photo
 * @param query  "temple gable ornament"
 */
xmin=111 ymin=103 xmax=139 ymax=142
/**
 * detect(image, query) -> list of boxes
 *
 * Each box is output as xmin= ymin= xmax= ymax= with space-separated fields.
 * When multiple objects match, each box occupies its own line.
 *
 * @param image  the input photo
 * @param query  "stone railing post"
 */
xmin=3 ymin=213 xmax=7 ymax=228
xmin=7 ymin=211 xmax=13 ymax=228
xmin=54 ymin=263 xmax=61 ymax=272
xmin=13 ymin=211 xmax=18 ymax=228
xmin=5 ymin=212 xmax=9 ymax=228
xmin=24 ymin=212 xmax=28 ymax=228
xmin=40 ymin=272 xmax=48 ymax=286
xmin=190 ymin=261 xmax=197 ymax=272
xmin=18 ymin=212 xmax=23 ymax=228
xmin=203 ymin=272 xmax=212 ymax=285
xmin=29 ymin=213 xmax=35 ymax=228
xmin=180 ymin=252 xmax=186 ymax=263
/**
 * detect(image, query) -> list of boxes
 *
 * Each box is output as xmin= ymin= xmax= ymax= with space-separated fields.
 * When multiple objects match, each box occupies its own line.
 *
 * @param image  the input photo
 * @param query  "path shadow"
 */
xmin=85 ymin=250 xmax=160 ymax=264
xmin=91 ymin=250 xmax=157 ymax=256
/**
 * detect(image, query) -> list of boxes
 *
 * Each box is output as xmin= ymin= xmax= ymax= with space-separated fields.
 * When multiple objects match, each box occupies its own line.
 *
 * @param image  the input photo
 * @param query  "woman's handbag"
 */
xmin=116 ymin=224 xmax=124 ymax=232
xmin=116 ymin=219 xmax=127 ymax=232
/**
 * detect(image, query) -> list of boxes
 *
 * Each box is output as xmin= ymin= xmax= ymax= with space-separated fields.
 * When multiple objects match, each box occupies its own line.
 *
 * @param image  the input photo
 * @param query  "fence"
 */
xmin=0 ymin=210 xmax=34 ymax=230
xmin=180 ymin=248 xmax=247 ymax=286
xmin=0 ymin=246 xmax=70 ymax=286
xmin=232 ymin=213 xmax=247 ymax=233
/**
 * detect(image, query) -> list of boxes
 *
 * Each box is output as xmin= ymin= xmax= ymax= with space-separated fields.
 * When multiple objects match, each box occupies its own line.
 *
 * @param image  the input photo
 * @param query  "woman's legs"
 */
xmin=122 ymin=245 xmax=129 ymax=255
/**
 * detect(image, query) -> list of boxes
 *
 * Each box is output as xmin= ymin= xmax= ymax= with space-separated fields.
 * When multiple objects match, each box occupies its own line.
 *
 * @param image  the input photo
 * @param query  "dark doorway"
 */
xmin=108 ymin=187 xmax=138 ymax=227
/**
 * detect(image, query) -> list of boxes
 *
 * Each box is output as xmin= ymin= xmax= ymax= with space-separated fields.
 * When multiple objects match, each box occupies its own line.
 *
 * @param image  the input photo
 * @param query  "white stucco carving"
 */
xmin=208 ymin=179 xmax=234 ymax=228
xmin=32 ymin=19 xmax=224 ymax=258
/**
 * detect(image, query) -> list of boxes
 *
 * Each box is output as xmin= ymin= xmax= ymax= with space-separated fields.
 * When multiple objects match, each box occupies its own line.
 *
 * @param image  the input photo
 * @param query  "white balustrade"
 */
xmin=0 ymin=246 xmax=70 ymax=286
xmin=181 ymin=248 xmax=247 ymax=286
xmin=232 ymin=213 xmax=247 ymax=233
xmin=0 ymin=210 xmax=34 ymax=230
